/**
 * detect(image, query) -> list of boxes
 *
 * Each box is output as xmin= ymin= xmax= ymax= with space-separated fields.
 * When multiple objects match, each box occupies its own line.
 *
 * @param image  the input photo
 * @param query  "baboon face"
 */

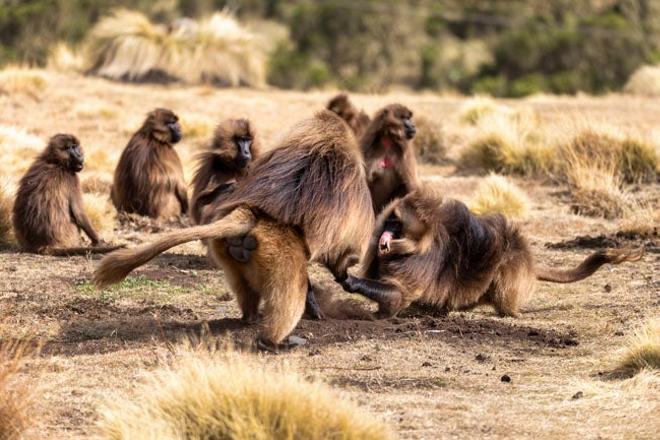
xmin=146 ymin=108 xmax=182 ymax=144
xmin=378 ymin=196 xmax=429 ymax=256
xmin=372 ymin=104 xmax=416 ymax=170
xmin=387 ymin=104 xmax=416 ymax=140
xmin=214 ymin=119 xmax=255 ymax=168
xmin=45 ymin=134 xmax=84 ymax=172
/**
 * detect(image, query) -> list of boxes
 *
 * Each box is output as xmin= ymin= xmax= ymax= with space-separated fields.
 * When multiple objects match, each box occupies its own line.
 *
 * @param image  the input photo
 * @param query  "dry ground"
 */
xmin=0 ymin=72 xmax=658 ymax=439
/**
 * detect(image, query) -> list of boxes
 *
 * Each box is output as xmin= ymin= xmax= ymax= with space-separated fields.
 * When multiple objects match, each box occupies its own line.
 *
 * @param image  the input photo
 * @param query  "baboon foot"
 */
xmin=304 ymin=283 xmax=324 ymax=320
xmin=241 ymin=312 xmax=260 ymax=325
xmin=255 ymin=335 xmax=307 ymax=354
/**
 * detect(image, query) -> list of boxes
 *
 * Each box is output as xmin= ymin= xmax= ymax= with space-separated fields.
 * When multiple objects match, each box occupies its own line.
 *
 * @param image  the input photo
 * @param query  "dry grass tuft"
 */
xmin=614 ymin=318 xmax=660 ymax=376
xmin=468 ymin=173 xmax=531 ymax=219
xmin=47 ymin=42 xmax=85 ymax=73
xmin=180 ymin=113 xmax=215 ymax=141
xmin=0 ymin=125 xmax=43 ymax=175
xmin=81 ymin=173 xmax=113 ymax=194
xmin=618 ymin=201 xmax=659 ymax=236
xmin=459 ymin=113 xmax=553 ymax=175
xmin=86 ymin=9 xmax=266 ymax=87
xmin=624 ymin=65 xmax=660 ymax=97
xmin=0 ymin=66 xmax=48 ymax=98
xmin=0 ymin=337 xmax=39 ymax=440
xmin=82 ymin=192 xmax=116 ymax=235
xmin=0 ymin=181 xmax=15 ymax=247
xmin=413 ymin=116 xmax=446 ymax=164
xmin=97 ymin=347 xmax=395 ymax=440
xmin=460 ymin=96 xmax=503 ymax=125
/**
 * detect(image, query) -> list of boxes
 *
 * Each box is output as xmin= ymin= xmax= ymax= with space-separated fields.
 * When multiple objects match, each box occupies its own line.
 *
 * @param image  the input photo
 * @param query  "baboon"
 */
xmin=12 ymin=134 xmax=121 ymax=255
xmin=361 ymin=104 xmax=419 ymax=214
xmin=189 ymin=118 xmax=260 ymax=225
xmin=341 ymin=190 xmax=643 ymax=318
xmin=326 ymin=93 xmax=370 ymax=138
xmin=95 ymin=110 xmax=374 ymax=352
xmin=111 ymin=108 xmax=188 ymax=221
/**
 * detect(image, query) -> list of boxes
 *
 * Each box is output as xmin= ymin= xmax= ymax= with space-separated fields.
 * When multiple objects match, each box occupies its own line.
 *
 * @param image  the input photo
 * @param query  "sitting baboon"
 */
xmin=189 ymin=118 xmax=260 ymax=225
xmin=341 ymin=190 xmax=643 ymax=318
xmin=361 ymin=104 xmax=419 ymax=214
xmin=326 ymin=93 xmax=371 ymax=138
xmin=111 ymin=108 xmax=188 ymax=221
xmin=12 ymin=134 xmax=121 ymax=255
xmin=95 ymin=110 xmax=374 ymax=352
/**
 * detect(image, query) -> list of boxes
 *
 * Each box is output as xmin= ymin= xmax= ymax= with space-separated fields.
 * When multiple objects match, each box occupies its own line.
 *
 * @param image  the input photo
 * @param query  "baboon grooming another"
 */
xmin=341 ymin=190 xmax=643 ymax=318
xmin=361 ymin=104 xmax=419 ymax=214
xmin=111 ymin=108 xmax=188 ymax=221
xmin=95 ymin=111 xmax=374 ymax=351
xmin=326 ymin=93 xmax=371 ymax=139
xmin=189 ymin=118 xmax=260 ymax=225
xmin=12 ymin=134 xmax=121 ymax=255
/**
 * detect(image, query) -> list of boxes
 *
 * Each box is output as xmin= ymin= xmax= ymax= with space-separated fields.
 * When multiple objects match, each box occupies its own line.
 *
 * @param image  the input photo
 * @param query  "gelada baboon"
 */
xmin=95 ymin=111 xmax=374 ymax=352
xmin=111 ymin=108 xmax=188 ymax=221
xmin=12 ymin=134 xmax=121 ymax=255
xmin=361 ymin=104 xmax=419 ymax=213
xmin=326 ymin=93 xmax=371 ymax=139
xmin=341 ymin=190 xmax=643 ymax=318
xmin=189 ymin=118 xmax=260 ymax=225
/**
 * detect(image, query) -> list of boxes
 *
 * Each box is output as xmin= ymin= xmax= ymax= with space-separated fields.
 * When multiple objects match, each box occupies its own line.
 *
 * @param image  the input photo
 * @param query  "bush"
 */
xmin=624 ymin=65 xmax=660 ymax=96
xmin=468 ymin=174 xmax=530 ymax=220
xmin=97 ymin=348 xmax=395 ymax=440
xmin=413 ymin=116 xmax=445 ymax=164
xmin=615 ymin=318 xmax=660 ymax=376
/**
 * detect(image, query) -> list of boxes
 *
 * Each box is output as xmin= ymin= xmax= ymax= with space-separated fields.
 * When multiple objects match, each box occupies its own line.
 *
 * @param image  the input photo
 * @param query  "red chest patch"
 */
xmin=379 ymin=156 xmax=395 ymax=169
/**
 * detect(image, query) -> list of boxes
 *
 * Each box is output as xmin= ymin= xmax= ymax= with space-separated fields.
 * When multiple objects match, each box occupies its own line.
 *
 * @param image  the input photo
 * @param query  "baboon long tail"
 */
xmin=535 ymin=247 xmax=643 ymax=283
xmin=93 ymin=207 xmax=255 ymax=288
xmin=45 ymin=244 xmax=124 ymax=256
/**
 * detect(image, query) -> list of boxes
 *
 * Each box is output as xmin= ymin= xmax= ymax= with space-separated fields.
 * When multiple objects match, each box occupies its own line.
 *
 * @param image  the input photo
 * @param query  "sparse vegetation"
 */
xmin=460 ymin=96 xmax=505 ymax=125
xmin=85 ymin=9 xmax=266 ymax=87
xmin=0 ymin=66 xmax=48 ymax=98
xmin=97 ymin=347 xmax=395 ymax=440
xmin=468 ymin=174 xmax=530 ymax=220
xmin=0 ymin=125 xmax=43 ymax=175
xmin=413 ymin=116 xmax=445 ymax=164
xmin=615 ymin=318 xmax=660 ymax=376
xmin=82 ymin=192 xmax=116 ymax=234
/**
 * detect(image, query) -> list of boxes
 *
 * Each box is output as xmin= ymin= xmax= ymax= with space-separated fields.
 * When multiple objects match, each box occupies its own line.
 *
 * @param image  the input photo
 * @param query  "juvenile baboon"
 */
xmin=361 ymin=104 xmax=419 ymax=214
xmin=341 ymin=190 xmax=643 ymax=318
xmin=326 ymin=93 xmax=370 ymax=138
xmin=12 ymin=134 xmax=121 ymax=255
xmin=111 ymin=108 xmax=188 ymax=221
xmin=95 ymin=111 xmax=374 ymax=351
xmin=189 ymin=118 xmax=260 ymax=225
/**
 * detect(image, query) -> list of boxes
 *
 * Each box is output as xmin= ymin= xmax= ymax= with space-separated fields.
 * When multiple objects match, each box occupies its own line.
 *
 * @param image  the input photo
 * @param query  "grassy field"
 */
xmin=0 ymin=70 xmax=658 ymax=439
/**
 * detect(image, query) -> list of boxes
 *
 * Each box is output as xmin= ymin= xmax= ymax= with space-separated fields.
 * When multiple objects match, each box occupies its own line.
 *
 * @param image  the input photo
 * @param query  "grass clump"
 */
xmin=47 ymin=42 xmax=85 ymax=73
xmin=0 ymin=181 xmax=14 ymax=247
xmin=459 ymin=96 xmax=505 ymax=125
xmin=0 ymin=66 xmax=48 ymax=98
xmin=615 ymin=318 xmax=660 ymax=376
xmin=0 ymin=125 xmax=43 ymax=176
xmin=0 ymin=338 xmax=39 ymax=440
xmin=413 ymin=116 xmax=445 ymax=164
xmin=97 ymin=347 xmax=395 ymax=440
xmin=82 ymin=192 xmax=116 ymax=234
xmin=624 ymin=65 xmax=660 ymax=97
xmin=459 ymin=113 xmax=553 ymax=175
xmin=86 ymin=9 xmax=266 ymax=87
xmin=468 ymin=174 xmax=530 ymax=220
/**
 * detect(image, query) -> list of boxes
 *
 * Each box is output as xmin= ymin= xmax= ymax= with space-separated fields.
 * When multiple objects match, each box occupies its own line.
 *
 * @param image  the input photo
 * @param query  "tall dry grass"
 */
xmin=82 ymin=193 xmax=116 ymax=236
xmin=614 ymin=318 xmax=660 ymax=376
xmin=0 ymin=125 xmax=43 ymax=176
xmin=413 ymin=116 xmax=446 ymax=164
xmin=0 ymin=181 xmax=14 ymax=247
xmin=0 ymin=66 xmax=48 ymax=98
xmin=97 ymin=346 xmax=395 ymax=440
xmin=468 ymin=173 xmax=530 ymax=220
xmin=85 ymin=9 xmax=266 ymax=87
xmin=0 ymin=338 xmax=39 ymax=440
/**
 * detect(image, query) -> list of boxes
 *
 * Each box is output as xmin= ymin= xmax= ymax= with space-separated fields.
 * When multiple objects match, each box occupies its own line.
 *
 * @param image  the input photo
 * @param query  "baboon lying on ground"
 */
xmin=12 ymin=134 xmax=121 ymax=255
xmin=360 ymin=104 xmax=419 ymax=214
xmin=341 ymin=190 xmax=644 ymax=318
xmin=189 ymin=118 xmax=260 ymax=225
xmin=111 ymin=108 xmax=188 ymax=221
xmin=95 ymin=111 xmax=374 ymax=352
xmin=326 ymin=93 xmax=371 ymax=139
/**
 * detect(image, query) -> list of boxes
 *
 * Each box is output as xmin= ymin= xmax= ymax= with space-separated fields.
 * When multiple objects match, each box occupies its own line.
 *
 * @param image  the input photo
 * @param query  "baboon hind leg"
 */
xmin=490 ymin=265 xmax=535 ymax=318
xmin=257 ymin=274 xmax=307 ymax=352
xmin=224 ymin=268 xmax=260 ymax=324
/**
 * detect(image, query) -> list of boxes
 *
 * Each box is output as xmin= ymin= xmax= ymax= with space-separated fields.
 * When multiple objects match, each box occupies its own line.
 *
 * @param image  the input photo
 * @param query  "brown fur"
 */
xmin=111 ymin=108 xmax=188 ymax=221
xmin=95 ymin=111 xmax=374 ymax=349
xmin=326 ymin=93 xmax=370 ymax=139
xmin=12 ymin=134 xmax=120 ymax=255
xmin=360 ymin=104 xmax=420 ymax=214
xmin=343 ymin=190 xmax=643 ymax=318
xmin=189 ymin=118 xmax=260 ymax=225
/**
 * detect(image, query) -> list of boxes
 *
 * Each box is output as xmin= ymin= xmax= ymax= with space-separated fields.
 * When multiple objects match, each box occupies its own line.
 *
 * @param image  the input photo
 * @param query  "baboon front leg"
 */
xmin=304 ymin=281 xmax=324 ymax=320
xmin=341 ymin=275 xmax=403 ymax=318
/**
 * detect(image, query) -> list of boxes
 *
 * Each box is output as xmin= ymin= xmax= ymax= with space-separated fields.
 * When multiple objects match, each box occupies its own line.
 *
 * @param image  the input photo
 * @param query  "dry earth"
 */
xmin=0 ymin=73 xmax=658 ymax=439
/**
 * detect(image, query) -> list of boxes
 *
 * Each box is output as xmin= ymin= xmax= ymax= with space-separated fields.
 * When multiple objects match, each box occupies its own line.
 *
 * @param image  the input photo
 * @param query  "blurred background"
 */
xmin=2 ymin=0 xmax=659 ymax=96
